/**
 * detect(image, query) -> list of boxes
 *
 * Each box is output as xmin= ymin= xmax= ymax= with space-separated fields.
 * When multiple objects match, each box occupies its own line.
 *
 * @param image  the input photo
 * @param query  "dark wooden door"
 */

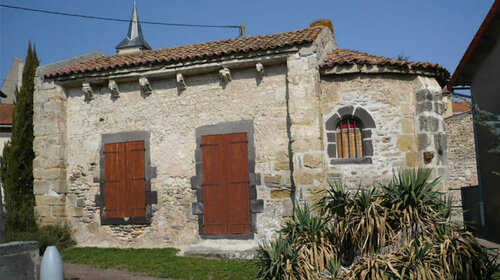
xmin=201 ymin=133 xmax=251 ymax=235
xmin=104 ymin=141 xmax=146 ymax=218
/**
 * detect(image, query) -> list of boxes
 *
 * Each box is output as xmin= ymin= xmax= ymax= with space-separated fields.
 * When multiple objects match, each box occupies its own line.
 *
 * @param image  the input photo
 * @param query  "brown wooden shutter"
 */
xmin=201 ymin=135 xmax=225 ymax=234
xmin=127 ymin=141 xmax=146 ymax=218
xmin=201 ymin=133 xmax=251 ymax=235
xmin=225 ymin=133 xmax=251 ymax=234
xmin=103 ymin=141 xmax=146 ymax=218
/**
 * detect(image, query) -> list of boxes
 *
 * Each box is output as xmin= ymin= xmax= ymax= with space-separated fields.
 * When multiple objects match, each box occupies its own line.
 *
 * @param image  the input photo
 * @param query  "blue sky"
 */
xmin=0 ymin=0 xmax=494 ymax=84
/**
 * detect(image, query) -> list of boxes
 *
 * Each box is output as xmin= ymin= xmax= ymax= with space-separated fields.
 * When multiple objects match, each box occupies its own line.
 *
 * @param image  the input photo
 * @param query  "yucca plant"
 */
xmin=432 ymin=230 xmax=498 ymax=279
xmin=334 ymin=188 xmax=394 ymax=256
xmin=316 ymin=180 xmax=351 ymax=218
xmin=257 ymin=234 xmax=299 ymax=280
xmin=282 ymin=204 xmax=338 ymax=279
xmin=383 ymin=168 xmax=449 ymax=241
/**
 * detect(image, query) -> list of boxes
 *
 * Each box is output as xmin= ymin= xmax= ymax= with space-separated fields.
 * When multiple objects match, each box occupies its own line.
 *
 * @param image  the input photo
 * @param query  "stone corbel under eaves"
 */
xmin=219 ymin=67 xmax=231 ymax=83
xmin=82 ymin=82 xmax=94 ymax=100
xmin=256 ymin=63 xmax=265 ymax=79
xmin=176 ymin=73 xmax=186 ymax=91
xmin=108 ymin=80 xmax=120 ymax=98
xmin=139 ymin=77 xmax=153 ymax=95
xmin=51 ymin=53 xmax=291 ymax=86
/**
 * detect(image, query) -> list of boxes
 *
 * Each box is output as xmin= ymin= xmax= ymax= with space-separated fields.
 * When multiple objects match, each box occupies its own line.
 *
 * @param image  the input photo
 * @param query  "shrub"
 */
xmin=256 ymin=235 xmax=298 ymax=279
xmin=257 ymin=168 xmax=498 ymax=279
xmin=8 ymin=224 xmax=75 ymax=255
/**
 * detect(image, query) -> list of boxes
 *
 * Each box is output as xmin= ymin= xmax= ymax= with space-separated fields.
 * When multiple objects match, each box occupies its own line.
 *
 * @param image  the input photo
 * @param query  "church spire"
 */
xmin=116 ymin=2 xmax=152 ymax=54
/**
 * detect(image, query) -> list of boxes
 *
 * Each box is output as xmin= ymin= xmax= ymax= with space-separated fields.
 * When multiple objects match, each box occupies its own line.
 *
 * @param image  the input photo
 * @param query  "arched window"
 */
xmin=336 ymin=117 xmax=363 ymax=158
xmin=325 ymin=106 xmax=375 ymax=164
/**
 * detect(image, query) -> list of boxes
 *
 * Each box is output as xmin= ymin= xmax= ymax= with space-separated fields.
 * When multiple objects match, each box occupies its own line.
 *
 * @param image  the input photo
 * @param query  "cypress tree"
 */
xmin=0 ymin=43 xmax=39 ymax=233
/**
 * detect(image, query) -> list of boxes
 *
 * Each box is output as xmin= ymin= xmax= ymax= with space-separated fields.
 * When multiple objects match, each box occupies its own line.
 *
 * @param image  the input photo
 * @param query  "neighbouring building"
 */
xmin=0 ymin=104 xmax=14 ymax=156
xmin=1 ymin=57 xmax=24 ymax=104
xmin=447 ymin=0 xmax=500 ymax=243
xmin=33 ymin=4 xmax=450 ymax=253
xmin=444 ymin=101 xmax=478 ymax=221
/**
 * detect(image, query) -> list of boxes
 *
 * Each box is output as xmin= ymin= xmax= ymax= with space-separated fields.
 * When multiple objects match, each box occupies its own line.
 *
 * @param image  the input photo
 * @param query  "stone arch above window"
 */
xmin=325 ymin=106 xmax=375 ymax=164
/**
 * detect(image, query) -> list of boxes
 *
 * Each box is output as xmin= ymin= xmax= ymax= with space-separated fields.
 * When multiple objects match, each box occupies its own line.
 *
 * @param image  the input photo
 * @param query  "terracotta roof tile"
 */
xmin=322 ymin=49 xmax=450 ymax=80
xmin=452 ymin=100 xmax=472 ymax=114
xmin=0 ymin=104 xmax=14 ymax=125
xmin=45 ymin=26 xmax=326 ymax=78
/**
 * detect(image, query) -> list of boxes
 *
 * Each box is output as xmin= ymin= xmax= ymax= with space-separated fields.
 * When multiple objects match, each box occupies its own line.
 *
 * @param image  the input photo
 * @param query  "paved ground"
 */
xmin=64 ymin=263 xmax=170 ymax=280
xmin=476 ymin=238 xmax=500 ymax=264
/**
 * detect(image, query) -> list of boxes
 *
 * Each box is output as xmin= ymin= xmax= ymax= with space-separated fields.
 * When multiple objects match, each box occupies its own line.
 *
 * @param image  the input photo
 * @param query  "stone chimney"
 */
xmin=310 ymin=19 xmax=334 ymax=32
xmin=116 ymin=2 xmax=152 ymax=54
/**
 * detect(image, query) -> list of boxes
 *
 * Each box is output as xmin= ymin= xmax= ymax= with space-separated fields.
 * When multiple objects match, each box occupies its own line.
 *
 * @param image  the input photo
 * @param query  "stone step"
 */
xmin=181 ymin=239 xmax=258 ymax=259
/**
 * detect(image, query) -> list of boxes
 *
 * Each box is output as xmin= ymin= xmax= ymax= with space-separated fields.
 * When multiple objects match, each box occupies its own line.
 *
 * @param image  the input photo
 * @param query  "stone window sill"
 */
xmin=330 ymin=157 xmax=372 ymax=165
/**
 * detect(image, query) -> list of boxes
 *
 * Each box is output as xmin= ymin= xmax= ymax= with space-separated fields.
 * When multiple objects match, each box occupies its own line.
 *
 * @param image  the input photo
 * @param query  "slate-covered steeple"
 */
xmin=116 ymin=2 xmax=152 ymax=54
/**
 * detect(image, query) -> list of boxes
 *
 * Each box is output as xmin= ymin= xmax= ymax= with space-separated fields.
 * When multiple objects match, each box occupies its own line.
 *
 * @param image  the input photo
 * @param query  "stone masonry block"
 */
xmin=419 ymin=116 xmax=439 ymax=132
xmin=418 ymin=134 xmax=430 ymax=150
xmin=33 ymin=168 xmax=66 ymax=180
xmin=434 ymin=133 xmax=447 ymax=151
xmin=35 ymin=195 xmax=66 ymax=206
xmin=294 ymin=171 xmax=313 ymax=185
xmin=52 ymin=205 xmax=66 ymax=217
xmin=337 ymin=106 xmax=354 ymax=117
xmin=400 ymin=104 xmax=413 ymax=115
xmin=264 ymin=175 xmax=282 ymax=188
xmin=401 ymin=118 xmax=415 ymax=133
xmin=327 ymin=144 xmax=337 ymax=158
xmin=415 ymin=88 xmax=429 ymax=102
xmin=416 ymin=101 xmax=433 ymax=113
xmin=434 ymin=102 xmax=445 ymax=115
xmin=51 ymin=180 xmax=68 ymax=194
xmin=271 ymin=189 xmax=291 ymax=199
xmin=327 ymin=132 xmax=335 ymax=142
xmin=396 ymin=135 xmax=417 ymax=152
xmin=274 ymin=157 xmax=290 ymax=171
xmin=406 ymin=152 xmax=418 ymax=168
xmin=353 ymin=107 xmax=375 ymax=128
xmin=35 ymin=205 xmax=51 ymax=217
xmin=66 ymin=194 xmax=77 ymax=205
xmin=33 ymin=181 xmax=50 ymax=195
xmin=67 ymin=206 xmax=83 ymax=217
xmin=303 ymin=154 xmax=323 ymax=168
xmin=325 ymin=114 xmax=340 ymax=131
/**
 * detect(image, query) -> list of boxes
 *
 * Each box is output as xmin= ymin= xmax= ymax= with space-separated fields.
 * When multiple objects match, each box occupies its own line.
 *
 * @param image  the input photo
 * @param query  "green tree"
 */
xmin=0 ymin=43 xmax=39 ymax=233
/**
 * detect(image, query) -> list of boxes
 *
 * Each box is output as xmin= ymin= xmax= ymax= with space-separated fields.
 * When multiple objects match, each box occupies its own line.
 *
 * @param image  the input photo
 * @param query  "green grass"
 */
xmin=61 ymin=247 xmax=259 ymax=280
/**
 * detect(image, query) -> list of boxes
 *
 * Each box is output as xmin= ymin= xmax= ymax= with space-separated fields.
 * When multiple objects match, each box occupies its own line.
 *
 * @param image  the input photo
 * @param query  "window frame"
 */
xmin=325 ymin=106 xmax=375 ymax=165
xmin=95 ymin=131 xmax=157 ymax=225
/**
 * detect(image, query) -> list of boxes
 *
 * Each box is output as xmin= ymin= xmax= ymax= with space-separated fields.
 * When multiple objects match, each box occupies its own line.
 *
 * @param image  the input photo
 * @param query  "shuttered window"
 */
xmin=201 ymin=133 xmax=251 ymax=235
xmin=336 ymin=118 xmax=363 ymax=158
xmin=103 ymin=141 xmax=146 ymax=218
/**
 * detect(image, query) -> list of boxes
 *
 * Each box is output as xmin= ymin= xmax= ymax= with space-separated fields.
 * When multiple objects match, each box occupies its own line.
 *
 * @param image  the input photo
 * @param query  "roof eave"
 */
xmin=321 ymin=63 xmax=449 ymax=85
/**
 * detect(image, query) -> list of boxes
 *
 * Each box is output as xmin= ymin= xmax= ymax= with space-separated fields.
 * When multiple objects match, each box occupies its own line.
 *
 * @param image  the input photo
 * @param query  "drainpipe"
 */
xmin=450 ymin=90 xmax=486 ymax=227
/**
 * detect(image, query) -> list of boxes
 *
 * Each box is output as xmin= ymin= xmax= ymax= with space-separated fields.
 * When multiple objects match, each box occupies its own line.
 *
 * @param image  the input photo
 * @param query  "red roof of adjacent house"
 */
xmin=447 ymin=0 xmax=500 ymax=90
xmin=0 ymin=104 xmax=15 ymax=125
xmin=45 ymin=26 xmax=326 ymax=78
xmin=452 ymin=100 xmax=472 ymax=114
xmin=322 ymin=49 xmax=449 ymax=79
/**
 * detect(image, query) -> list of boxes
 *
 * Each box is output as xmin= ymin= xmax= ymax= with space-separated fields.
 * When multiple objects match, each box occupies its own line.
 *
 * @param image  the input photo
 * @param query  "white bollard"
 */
xmin=40 ymin=246 xmax=64 ymax=280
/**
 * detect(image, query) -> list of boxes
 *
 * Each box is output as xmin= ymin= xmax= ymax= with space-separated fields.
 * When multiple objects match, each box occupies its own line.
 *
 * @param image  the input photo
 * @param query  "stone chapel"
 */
xmin=33 ymin=4 xmax=450 ymax=252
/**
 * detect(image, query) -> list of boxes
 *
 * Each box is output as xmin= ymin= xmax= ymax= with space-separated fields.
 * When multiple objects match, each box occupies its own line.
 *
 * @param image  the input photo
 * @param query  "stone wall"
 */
xmin=0 ymin=241 xmax=40 ymax=280
xmin=445 ymin=112 xmax=478 ymax=214
xmin=38 ymin=63 xmax=293 ymax=247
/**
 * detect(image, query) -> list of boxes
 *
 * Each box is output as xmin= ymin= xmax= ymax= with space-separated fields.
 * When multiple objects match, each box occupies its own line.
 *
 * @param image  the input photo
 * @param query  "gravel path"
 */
xmin=64 ymin=263 xmax=171 ymax=280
